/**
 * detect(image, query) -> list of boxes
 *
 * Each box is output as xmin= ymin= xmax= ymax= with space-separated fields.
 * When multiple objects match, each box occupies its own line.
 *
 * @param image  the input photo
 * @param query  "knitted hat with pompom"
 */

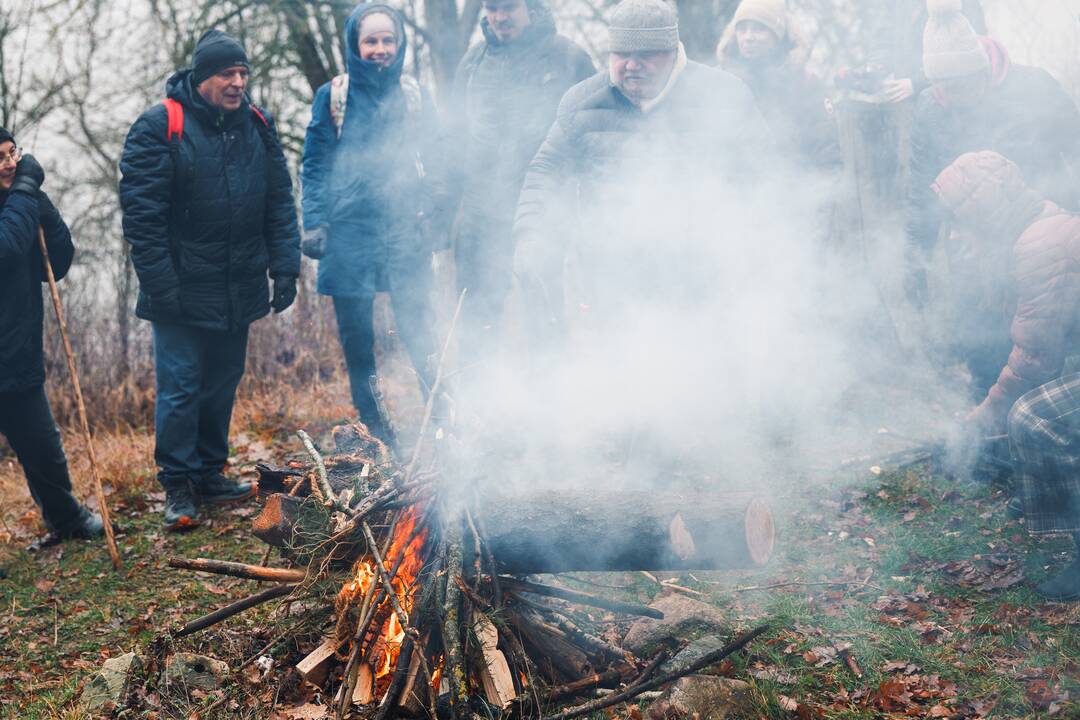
xmin=923 ymin=0 xmax=989 ymax=81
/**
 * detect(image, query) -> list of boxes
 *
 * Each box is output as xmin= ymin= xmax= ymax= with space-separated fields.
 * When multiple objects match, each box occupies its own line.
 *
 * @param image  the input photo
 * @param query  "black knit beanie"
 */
xmin=192 ymin=29 xmax=250 ymax=85
xmin=0 ymin=127 xmax=14 ymax=146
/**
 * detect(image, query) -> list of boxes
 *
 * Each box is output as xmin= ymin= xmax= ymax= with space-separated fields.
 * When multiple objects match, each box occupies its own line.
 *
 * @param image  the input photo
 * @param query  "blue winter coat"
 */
xmin=301 ymin=4 xmax=446 ymax=298
xmin=119 ymin=71 xmax=301 ymax=331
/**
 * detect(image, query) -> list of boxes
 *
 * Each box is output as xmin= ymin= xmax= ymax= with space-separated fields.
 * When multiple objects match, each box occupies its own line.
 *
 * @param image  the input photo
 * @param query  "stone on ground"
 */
xmin=79 ymin=651 xmax=143 ymax=714
xmin=646 ymin=676 xmax=753 ymax=720
xmin=163 ymin=653 xmax=230 ymax=693
xmin=623 ymin=594 xmax=729 ymax=654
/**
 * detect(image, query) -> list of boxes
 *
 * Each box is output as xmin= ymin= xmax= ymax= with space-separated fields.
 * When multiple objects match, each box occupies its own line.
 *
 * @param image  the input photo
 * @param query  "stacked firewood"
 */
xmin=166 ymin=416 xmax=774 ymax=720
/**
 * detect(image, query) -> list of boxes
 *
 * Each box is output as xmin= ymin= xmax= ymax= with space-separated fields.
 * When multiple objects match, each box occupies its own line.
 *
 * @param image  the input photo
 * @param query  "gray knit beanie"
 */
xmin=923 ymin=0 xmax=989 ymax=81
xmin=608 ymin=0 xmax=679 ymax=53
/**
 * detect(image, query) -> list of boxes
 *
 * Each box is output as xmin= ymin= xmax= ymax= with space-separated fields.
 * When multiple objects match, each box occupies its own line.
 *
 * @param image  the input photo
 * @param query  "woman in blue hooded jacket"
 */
xmin=301 ymin=4 xmax=446 ymax=438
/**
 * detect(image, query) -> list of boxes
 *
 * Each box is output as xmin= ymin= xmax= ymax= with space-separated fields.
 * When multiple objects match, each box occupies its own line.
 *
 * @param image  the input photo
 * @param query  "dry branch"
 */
xmin=168 ymin=557 xmax=307 ymax=583
xmin=540 ymin=624 xmax=770 ymax=720
xmin=499 ymin=578 xmax=663 ymax=619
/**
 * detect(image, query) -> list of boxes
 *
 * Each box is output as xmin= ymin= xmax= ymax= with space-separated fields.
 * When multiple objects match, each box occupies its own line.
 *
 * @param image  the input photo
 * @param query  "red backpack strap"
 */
xmin=163 ymin=98 xmax=184 ymax=142
xmin=249 ymin=105 xmax=270 ymax=128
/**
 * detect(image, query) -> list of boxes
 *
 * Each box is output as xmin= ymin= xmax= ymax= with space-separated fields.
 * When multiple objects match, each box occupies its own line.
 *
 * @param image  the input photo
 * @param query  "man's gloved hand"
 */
xmin=301 ymin=227 xmax=328 ymax=260
xmin=153 ymin=289 xmax=183 ymax=318
xmin=271 ymin=275 xmax=297 ymax=313
xmin=11 ymin=153 xmax=45 ymax=196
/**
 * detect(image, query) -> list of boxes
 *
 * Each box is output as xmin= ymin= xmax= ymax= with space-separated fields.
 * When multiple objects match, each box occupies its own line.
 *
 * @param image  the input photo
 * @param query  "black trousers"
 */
xmin=333 ymin=285 xmax=434 ymax=434
xmin=0 ymin=385 xmax=84 ymax=532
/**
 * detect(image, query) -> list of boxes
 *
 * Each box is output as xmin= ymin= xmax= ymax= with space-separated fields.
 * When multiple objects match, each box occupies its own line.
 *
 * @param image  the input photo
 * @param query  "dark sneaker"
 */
xmin=1006 ymin=496 xmax=1024 ymax=520
xmin=164 ymin=480 xmax=202 ymax=532
xmin=58 ymin=508 xmax=105 ymax=540
xmin=1036 ymin=558 xmax=1080 ymax=601
xmin=197 ymin=473 xmax=255 ymax=505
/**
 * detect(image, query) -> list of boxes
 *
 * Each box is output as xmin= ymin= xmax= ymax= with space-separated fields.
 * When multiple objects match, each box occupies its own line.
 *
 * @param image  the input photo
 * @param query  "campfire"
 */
xmin=166 ymin=294 xmax=776 ymax=720
xmin=166 ymin=414 xmax=775 ymax=719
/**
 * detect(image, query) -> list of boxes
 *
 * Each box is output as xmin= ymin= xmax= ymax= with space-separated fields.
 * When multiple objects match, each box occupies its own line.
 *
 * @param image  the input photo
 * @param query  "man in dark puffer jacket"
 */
xmin=0 ymin=127 xmax=104 ymax=543
xmin=120 ymin=30 xmax=301 ymax=531
xmin=449 ymin=0 xmax=594 ymax=358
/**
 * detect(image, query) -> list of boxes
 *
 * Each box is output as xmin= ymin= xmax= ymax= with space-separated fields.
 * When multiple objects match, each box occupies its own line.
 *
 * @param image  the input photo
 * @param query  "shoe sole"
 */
xmin=200 ymin=486 xmax=256 ymax=506
xmin=165 ymin=515 xmax=202 ymax=532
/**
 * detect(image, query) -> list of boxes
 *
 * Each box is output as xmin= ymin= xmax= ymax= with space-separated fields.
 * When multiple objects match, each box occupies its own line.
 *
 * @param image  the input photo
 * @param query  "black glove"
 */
xmin=152 ymin=289 xmax=183 ymax=318
xmin=11 ymin=153 xmax=44 ymax=196
xmin=271 ymin=275 xmax=297 ymax=313
xmin=301 ymin=226 xmax=328 ymax=260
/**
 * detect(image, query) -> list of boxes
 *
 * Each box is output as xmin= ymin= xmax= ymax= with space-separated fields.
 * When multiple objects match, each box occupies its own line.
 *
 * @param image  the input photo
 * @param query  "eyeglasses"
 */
xmin=0 ymin=147 xmax=22 ymax=166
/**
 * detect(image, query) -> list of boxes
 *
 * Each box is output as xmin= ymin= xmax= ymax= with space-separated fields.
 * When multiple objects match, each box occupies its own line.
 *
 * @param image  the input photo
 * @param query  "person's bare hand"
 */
xmin=883 ymin=78 xmax=915 ymax=103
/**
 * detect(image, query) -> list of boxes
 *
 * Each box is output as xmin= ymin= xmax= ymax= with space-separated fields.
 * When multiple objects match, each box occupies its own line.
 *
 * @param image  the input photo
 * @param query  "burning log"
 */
xmin=477 ymin=491 xmax=774 ymax=573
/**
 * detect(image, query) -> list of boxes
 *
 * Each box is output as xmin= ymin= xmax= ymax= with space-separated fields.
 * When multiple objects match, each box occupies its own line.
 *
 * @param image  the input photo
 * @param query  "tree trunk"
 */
xmin=476 ymin=489 xmax=773 ymax=573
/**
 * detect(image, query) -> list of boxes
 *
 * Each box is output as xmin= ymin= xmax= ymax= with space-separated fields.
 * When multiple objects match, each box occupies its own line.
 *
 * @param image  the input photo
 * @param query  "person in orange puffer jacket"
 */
xmin=933 ymin=150 xmax=1080 ymax=601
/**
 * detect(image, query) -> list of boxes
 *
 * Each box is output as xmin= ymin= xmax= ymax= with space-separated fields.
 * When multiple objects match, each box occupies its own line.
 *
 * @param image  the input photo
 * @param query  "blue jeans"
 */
xmin=152 ymin=322 xmax=248 ymax=487
xmin=0 ymin=385 xmax=84 ymax=532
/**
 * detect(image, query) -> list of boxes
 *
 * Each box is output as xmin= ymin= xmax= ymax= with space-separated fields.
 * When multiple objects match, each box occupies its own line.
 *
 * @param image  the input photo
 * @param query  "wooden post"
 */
xmin=37 ymin=227 xmax=121 ymax=570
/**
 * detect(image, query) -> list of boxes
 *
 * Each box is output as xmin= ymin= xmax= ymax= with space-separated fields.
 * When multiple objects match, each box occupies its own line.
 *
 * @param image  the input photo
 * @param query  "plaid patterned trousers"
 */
xmin=1008 ymin=372 xmax=1080 ymax=534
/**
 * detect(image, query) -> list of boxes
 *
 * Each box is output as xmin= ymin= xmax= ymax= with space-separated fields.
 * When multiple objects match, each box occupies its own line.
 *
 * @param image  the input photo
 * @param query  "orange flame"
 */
xmin=341 ymin=505 xmax=430 ymax=688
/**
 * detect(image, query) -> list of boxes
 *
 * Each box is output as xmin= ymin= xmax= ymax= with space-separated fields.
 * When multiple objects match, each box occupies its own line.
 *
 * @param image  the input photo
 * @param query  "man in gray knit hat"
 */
xmin=511 ymin=0 xmax=771 ymax=337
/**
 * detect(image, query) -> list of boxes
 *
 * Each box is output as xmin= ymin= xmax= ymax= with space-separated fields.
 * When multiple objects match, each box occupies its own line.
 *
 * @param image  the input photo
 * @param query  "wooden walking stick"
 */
xmin=37 ymin=227 xmax=122 ymax=570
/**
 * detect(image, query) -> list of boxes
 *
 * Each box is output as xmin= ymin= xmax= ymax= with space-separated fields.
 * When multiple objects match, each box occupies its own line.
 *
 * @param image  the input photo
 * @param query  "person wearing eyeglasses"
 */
xmin=0 ymin=126 xmax=104 ymax=547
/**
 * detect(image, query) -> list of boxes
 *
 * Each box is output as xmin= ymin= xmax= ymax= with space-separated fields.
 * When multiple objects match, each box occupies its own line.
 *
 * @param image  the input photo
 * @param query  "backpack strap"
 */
xmin=400 ymin=75 xmax=423 ymax=115
xmin=330 ymin=74 xmax=349 ymax=139
xmin=163 ymin=98 xmax=184 ymax=142
xmin=249 ymin=105 xmax=271 ymax=129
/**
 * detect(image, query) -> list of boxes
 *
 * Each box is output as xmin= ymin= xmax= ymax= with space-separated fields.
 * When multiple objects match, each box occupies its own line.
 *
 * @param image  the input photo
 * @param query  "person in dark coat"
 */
xmin=906 ymin=0 xmax=1080 ymax=310
xmin=513 ymin=0 xmax=771 ymax=332
xmin=866 ymin=0 xmax=985 ymax=104
xmin=301 ymin=4 xmax=444 ymax=440
xmin=0 ymin=127 xmax=103 ymax=542
xmin=716 ymin=0 xmax=841 ymax=172
xmin=933 ymin=151 xmax=1080 ymax=601
xmin=119 ymin=30 xmax=301 ymax=531
xmin=448 ymin=0 xmax=595 ymax=358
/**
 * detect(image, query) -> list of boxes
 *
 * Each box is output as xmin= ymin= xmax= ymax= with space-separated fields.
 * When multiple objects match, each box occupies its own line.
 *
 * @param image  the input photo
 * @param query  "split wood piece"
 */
xmin=296 ymin=638 xmax=341 ymax=685
xmin=541 ymin=624 xmax=770 ymax=720
xmin=252 ymin=493 xmax=337 ymax=550
xmin=255 ymin=463 xmax=303 ymax=497
xmin=499 ymin=578 xmax=663 ymax=619
xmin=354 ymin=663 xmax=375 ymax=705
xmin=478 ymin=491 xmax=774 ymax=573
xmin=173 ymin=584 xmax=294 ymax=638
xmin=168 ymin=557 xmax=307 ymax=583
xmin=472 ymin=609 xmax=517 ymax=708
xmin=397 ymin=634 xmax=433 ymax=713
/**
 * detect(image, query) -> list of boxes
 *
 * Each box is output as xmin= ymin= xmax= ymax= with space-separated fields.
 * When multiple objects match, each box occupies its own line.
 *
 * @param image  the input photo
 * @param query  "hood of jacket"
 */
xmin=345 ymin=3 xmax=407 ymax=94
xmin=933 ymin=150 xmax=1047 ymax=242
xmin=479 ymin=2 xmax=557 ymax=52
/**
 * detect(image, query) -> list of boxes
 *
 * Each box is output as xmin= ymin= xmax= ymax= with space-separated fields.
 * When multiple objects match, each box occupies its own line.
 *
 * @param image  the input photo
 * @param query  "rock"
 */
xmin=79 ymin=651 xmax=143 ymax=714
xmin=647 ymin=676 xmax=753 ymax=720
xmin=623 ymin=595 xmax=729 ymax=655
xmin=659 ymin=635 xmax=729 ymax=675
xmin=163 ymin=653 xmax=230 ymax=693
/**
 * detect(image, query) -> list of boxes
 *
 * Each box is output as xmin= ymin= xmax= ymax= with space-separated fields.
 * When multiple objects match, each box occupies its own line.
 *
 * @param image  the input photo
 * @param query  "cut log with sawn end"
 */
xmin=476 ymin=491 xmax=773 ymax=573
